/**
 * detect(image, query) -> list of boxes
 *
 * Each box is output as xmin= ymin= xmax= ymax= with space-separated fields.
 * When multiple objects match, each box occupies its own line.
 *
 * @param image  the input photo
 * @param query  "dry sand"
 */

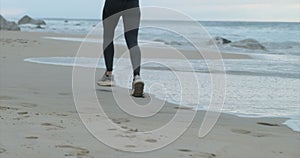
xmin=0 ymin=31 xmax=299 ymax=158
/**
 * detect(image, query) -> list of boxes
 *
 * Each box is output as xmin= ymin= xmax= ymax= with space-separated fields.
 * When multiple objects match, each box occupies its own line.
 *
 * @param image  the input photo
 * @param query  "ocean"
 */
xmin=21 ymin=18 xmax=300 ymax=132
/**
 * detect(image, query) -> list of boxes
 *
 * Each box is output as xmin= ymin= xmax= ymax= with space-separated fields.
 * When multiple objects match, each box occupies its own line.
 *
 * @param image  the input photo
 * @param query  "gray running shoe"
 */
xmin=97 ymin=73 xmax=114 ymax=86
xmin=131 ymin=75 xmax=144 ymax=97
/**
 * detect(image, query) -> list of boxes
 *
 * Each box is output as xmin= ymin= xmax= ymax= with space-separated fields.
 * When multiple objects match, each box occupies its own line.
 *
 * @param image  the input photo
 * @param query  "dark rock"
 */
xmin=167 ymin=41 xmax=182 ymax=46
xmin=231 ymin=39 xmax=266 ymax=50
xmin=36 ymin=25 xmax=44 ymax=29
xmin=18 ymin=15 xmax=46 ymax=25
xmin=209 ymin=36 xmax=232 ymax=45
xmin=0 ymin=15 xmax=20 ymax=31
xmin=154 ymin=39 xmax=164 ymax=43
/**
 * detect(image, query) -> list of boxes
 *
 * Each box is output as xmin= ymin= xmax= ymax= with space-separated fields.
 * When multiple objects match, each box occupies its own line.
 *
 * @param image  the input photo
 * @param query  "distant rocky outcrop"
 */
xmin=18 ymin=15 xmax=46 ymax=26
xmin=230 ymin=39 xmax=266 ymax=50
xmin=209 ymin=36 xmax=232 ymax=45
xmin=0 ymin=15 xmax=20 ymax=31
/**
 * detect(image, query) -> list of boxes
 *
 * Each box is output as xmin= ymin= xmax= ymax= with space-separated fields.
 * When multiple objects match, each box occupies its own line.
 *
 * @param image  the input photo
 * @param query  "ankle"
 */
xmin=133 ymin=75 xmax=141 ymax=81
xmin=106 ymin=71 xmax=112 ymax=76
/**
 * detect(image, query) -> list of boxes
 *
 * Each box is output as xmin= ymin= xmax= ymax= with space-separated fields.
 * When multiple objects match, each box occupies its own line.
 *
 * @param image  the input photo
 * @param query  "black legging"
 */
xmin=102 ymin=0 xmax=141 ymax=76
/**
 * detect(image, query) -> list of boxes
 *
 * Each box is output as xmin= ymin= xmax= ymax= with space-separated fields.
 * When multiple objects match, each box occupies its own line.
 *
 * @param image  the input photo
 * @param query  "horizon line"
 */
xmin=3 ymin=15 xmax=300 ymax=23
xmin=42 ymin=17 xmax=300 ymax=23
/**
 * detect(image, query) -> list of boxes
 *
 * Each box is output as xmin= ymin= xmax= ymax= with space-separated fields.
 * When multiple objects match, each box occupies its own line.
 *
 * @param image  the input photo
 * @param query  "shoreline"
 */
xmin=0 ymin=30 xmax=298 ymax=130
xmin=23 ymin=55 xmax=300 ymax=132
xmin=1 ymin=30 xmax=299 ymax=157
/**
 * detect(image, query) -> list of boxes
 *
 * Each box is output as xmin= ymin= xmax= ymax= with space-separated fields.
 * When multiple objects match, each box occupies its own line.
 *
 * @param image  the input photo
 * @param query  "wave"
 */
xmin=264 ymin=41 xmax=300 ymax=49
xmin=25 ymin=56 xmax=300 ymax=80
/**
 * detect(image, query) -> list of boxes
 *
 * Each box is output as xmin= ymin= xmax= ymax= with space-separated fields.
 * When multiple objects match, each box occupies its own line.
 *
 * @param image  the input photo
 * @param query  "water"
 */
xmin=20 ymin=18 xmax=300 ymax=132
xmin=19 ymin=19 xmax=300 ymax=56
xmin=24 ymin=57 xmax=300 ymax=132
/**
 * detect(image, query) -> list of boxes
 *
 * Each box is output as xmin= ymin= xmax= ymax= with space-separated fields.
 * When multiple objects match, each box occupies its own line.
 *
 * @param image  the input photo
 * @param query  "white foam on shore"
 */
xmin=24 ymin=57 xmax=300 ymax=132
xmin=43 ymin=36 xmax=164 ymax=47
xmin=44 ymin=36 xmax=101 ymax=43
xmin=249 ymin=53 xmax=300 ymax=62
xmin=283 ymin=118 xmax=300 ymax=132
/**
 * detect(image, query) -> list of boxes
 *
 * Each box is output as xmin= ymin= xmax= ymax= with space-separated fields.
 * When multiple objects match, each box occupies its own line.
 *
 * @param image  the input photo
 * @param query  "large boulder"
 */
xmin=230 ymin=39 xmax=266 ymax=50
xmin=209 ymin=36 xmax=232 ymax=45
xmin=0 ymin=15 xmax=20 ymax=31
xmin=18 ymin=15 xmax=46 ymax=25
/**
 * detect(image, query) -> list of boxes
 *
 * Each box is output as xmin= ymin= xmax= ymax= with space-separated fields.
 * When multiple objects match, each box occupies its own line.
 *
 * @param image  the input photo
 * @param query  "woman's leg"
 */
xmin=102 ymin=1 xmax=122 ymax=72
xmin=122 ymin=1 xmax=141 ymax=76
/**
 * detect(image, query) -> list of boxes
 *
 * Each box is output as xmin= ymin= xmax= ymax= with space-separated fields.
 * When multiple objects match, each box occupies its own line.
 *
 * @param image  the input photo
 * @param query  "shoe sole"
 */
xmin=132 ymin=81 xmax=144 ymax=97
xmin=97 ymin=81 xmax=114 ymax=87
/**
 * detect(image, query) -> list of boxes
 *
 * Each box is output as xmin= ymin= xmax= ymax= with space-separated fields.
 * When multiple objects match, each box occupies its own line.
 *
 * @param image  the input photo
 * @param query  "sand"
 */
xmin=0 ymin=31 xmax=299 ymax=158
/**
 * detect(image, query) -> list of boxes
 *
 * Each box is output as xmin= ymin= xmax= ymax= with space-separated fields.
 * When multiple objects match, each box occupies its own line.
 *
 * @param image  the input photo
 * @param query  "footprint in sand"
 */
xmin=41 ymin=123 xmax=65 ymax=130
xmin=127 ymin=128 xmax=138 ymax=132
xmin=251 ymin=133 xmax=272 ymax=137
xmin=97 ymin=89 xmax=112 ymax=93
xmin=17 ymin=111 xmax=29 ymax=115
xmin=20 ymin=102 xmax=38 ymax=108
xmin=193 ymin=152 xmax=216 ymax=158
xmin=0 ymin=105 xmax=18 ymax=111
xmin=51 ymin=112 xmax=69 ymax=117
xmin=0 ymin=148 xmax=6 ymax=153
xmin=145 ymin=139 xmax=158 ymax=143
xmin=55 ymin=145 xmax=89 ymax=157
xmin=12 ymin=111 xmax=30 ymax=120
xmin=107 ymin=128 xmax=118 ymax=131
xmin=0 ymin=96 xmax=17 ymax=100
xmin=174 ymin=106 xmax=193 ymax=110
xmin=121 ymin=126 xmax=128 ymax=129
xmin=177 ymin=149 xmax=216 ymax=158
xmin=55 ymin=113 xmax=68 ymax=117
xmin=231 ymin=128 xmax=271 ymax=138
xmin=112 ymin=118 xmax=130 ymax=125
xmin=125 ymin=145 xmax=136 ymax=148
xmin=116 ymin=134 xmax=136 ymax=138
xmin=25 ymin=136 xmax=39 ymax=139
xmin=178 ymin=149 xmax=192 ymax=152
xmin=116 ymin=127 xmax=138 ymax=134
xmin=231 ymin=129 xmax=251 ymax=134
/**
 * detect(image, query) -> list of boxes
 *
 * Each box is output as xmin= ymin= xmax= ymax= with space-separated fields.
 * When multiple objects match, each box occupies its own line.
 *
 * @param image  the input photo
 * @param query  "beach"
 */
xmin=0 ymin=30 xmax=299 ymax=158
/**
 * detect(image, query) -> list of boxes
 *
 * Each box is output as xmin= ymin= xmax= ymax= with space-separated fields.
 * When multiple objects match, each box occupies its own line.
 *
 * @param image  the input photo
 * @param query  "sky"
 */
xmin=0 ymin=0 xmax=299 ymax=22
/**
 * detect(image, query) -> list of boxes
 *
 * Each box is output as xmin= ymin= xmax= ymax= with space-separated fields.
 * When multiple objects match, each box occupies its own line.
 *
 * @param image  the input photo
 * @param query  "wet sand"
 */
xmin=0 ymin=31 xmax=299 ymax=158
